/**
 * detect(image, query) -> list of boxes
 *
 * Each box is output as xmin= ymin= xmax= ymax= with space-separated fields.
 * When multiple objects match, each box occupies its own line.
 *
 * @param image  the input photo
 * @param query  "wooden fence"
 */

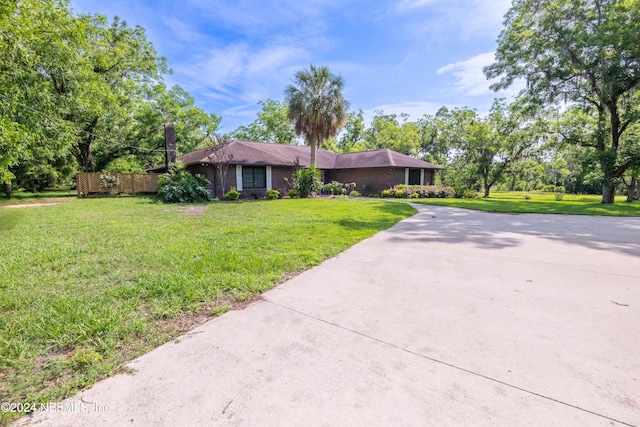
xmin=76 ymin=172 xmax=160 ymax=197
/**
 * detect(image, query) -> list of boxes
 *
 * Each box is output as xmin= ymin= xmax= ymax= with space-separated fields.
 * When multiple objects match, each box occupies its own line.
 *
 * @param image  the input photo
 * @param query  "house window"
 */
xmin=408 ymin=169 xmax=421 ymax=185
xmin=242 ymin=167 xmax=266 ymax=188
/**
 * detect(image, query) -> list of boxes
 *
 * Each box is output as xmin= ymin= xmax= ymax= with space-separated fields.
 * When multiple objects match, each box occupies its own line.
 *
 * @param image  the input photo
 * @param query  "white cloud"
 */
xmin=172 ymin=42 xmax=309 ymax=113
xmin=394 ymin=0 xmax=511 ymax=40
xmin=245 ymin=46 xmax=307 ymax=75
xmin=437 ymin=51 xmax=497 ymax=96
xmin=437 ymin=51 xmax=527 ymax=99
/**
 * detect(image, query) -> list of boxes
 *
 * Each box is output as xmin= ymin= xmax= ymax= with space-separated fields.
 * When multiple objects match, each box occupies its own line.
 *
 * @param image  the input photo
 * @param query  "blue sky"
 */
xmin=70 ymin=0 xmax=522 ymax=133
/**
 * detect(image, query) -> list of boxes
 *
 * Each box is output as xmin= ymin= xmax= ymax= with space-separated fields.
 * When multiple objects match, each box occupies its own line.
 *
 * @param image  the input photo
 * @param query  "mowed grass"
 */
xmin=412 ymin=191 xmax=640 ymax=216
xmin=0 ymin=189 xmax=76 ymax=204
xmin=0 ymin=197 xmax=415 ymax=422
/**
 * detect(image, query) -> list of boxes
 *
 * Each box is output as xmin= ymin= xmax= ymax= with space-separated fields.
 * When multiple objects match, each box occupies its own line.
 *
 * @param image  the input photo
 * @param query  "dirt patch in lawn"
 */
xmin=2 ymin=198 xmax=69 ymax=208
xmin=178 ymin=205 xmax=207 ymax=216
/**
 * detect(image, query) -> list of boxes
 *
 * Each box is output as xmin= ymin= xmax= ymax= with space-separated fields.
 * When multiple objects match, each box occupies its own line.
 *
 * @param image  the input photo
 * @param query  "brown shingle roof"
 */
xmin=334 ymin=149 xmax=443 ymax=170
xmin=175 ymin=140 xmax=442 ymax=170
xmin=179 ymin=140 xmax=338 ymax=169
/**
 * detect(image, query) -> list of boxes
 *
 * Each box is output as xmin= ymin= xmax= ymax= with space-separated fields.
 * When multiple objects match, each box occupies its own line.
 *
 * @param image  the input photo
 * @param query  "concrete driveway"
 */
xmin=16 ymin=205 xmax=640 ymax=426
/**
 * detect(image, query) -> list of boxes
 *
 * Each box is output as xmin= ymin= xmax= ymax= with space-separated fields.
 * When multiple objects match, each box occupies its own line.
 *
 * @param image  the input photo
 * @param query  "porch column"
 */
xmin=420 ymin=169 xmax=425 ymax=186
xmin=236 ymin=165 xmax=243 ymax=191
xmin=404 ymin=168 xmax=409 ymax=185
xmin=266 ymin=166 xmax=272 ymax=190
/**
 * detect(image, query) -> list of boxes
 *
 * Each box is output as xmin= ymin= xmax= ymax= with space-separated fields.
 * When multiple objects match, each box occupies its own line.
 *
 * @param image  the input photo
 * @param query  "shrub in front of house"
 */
xmin=345 ymin=182 xmax=357 ymax=194
xmin=394 ymin=185 xmax=452 ymax=198
xmin=224 ymin=187 xmax=241 ymax=201
xmin=266 ymin=189 xmax=280 ymax=200
xmin=322 ymin=181 xmax=345 ymax=195
xmin=293 ymin=168 xmax=322 ymax=197
xmin=287 ymin=188 xmax=300 ymax=198
xmin=437 ymin=187 xmax=451 ymax=198
xmin=382 ymin=185 xmax=451 ymax=199
xmin=350 ymin=190 xmax=362 ymax=197
xmin=158 ymin=163 xmax=212 ymax=203
xmin=452 ymin=186 xmax=468 ymax=199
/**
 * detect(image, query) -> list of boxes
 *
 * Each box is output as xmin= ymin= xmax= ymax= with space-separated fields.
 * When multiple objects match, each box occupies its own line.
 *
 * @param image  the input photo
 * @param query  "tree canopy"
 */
xmin=230 ymin=99 xmax=296 ymax=144
xmin=0 ymin=0 xmax=219 ymax=193
xmin=485 ymin=0 xmax=640 ymax=203
xmin=285 ymin=65 xmax=349 ymax=168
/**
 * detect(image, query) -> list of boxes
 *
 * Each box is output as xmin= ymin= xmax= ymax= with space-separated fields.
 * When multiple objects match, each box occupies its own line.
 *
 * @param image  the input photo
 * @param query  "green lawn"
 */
xmin=0 ymin=189 xmax=76 ymax=204
xmin=412 ymin=191 xmax=640 ymax=216
xmin=0 ymin=197 xmax=415 ymax=422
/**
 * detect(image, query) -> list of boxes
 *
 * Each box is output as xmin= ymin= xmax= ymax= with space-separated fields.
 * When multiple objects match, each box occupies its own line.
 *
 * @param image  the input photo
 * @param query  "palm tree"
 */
xmin=284 ymin=65 xmax=349 ymax=168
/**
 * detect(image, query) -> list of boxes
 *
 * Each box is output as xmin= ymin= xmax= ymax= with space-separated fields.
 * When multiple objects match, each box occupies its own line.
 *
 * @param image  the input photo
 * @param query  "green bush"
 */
xmin=100 ymin=173 xmax=120 ymax=190
xmin=224 ymin=187 xmax=240 ymax=201
xmin=439 ymin=189 xmax=451 ymax=198
xmin=293 ymin=168 xmax=322 ymax=197
xmin=451 ymin=186 xmax=467 ymax=198
xmin=287 ymin=188 xmax=300 ymax=198
xmin=322 ymin=181 xmax=345 ymax=195
xmin=104 ymin=156 xmax=144 ymax=173
xmin=383 ymin=185 xmax=452 ymax=199
xmin=556 ymin=186 xmax=565 ymax=193
xmin=157 ymin=163 xmax=212 ymax=203
xmin=524 ymin=194 xmax=531 ymax=200
xmin=266 ymin=189 xmax=280 ymax=200
xmin=555 ymin=193 xmax=564 ymax=201
xmin=463 ymin=189 xmax=478 ymax=199
xmin=542 ymin=184 xmax=556 ymax=192
xmin=350 ymin=190 xmax=362 ymax=197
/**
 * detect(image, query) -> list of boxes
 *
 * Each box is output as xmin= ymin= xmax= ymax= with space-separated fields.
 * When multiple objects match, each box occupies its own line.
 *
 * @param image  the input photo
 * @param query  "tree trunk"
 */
xmin=2 ymin=182 xmax=11 ymax=199
xmin=72 ymin=118 xmax=98 ymax=171
xmin=602 ymin=182 xmax=616 ymax=204
xmin=627 ymin=176 xmax=637 ymax=202
xmin=482 ymin=163 xmax=490 ymax=197
xmin=310 ymin=138 xmax=317 ymax=169
xmin=598 ymin=146 xmax=617 ymax=204
xmin=76 ymin=141 xmax=93 ymax=171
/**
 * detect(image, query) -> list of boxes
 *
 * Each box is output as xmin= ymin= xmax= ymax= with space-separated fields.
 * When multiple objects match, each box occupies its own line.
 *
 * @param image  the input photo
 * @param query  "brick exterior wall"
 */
xmin=188 ymin=163 xmax=438 ymax=198
xmin=186 ymin=164 xmax=236 ymax=199
xmin=392 ymin=168 xmax=406 ymax=187
xmin=239 ymin=166 xmax=298 ymax=199
xmin=425 ymin=169 xmax=435 ymax=185
xmin=327 ymin=168 xmax=395 ymax=195
xmin=188 ymin=164 xmax=299 ymax=199
xmin=327 ymin=167 xmax=437 ymax=195
xmin=271 ymin=166 xmax=297 ymax=195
